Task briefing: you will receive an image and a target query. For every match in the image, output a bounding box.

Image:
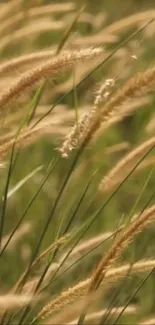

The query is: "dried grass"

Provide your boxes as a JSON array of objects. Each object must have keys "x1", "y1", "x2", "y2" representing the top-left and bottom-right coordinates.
[
  {"x1": 0, "y1": 49, "x2": 55, "y2": 76},
  {"x1": 60, "y1": 78, "x2": 115, "y2": 157},
  {"x1": 0, "y1": 294, "x2": 38, "y2": 310},
  {"x1": 89, "y1": 204, "x2": 155, "y2": 292},
  {"x1": 0, "y1": 48, "x2": 102, "y2": 110},
  {"x1": 0, "y1": 2, "x2": 75, "y2": 36},
  {"x1": 0, "y1": 0, "x2": 23, "y2": 21},
  {"x1": 68, "y1": 305, "x2": 137, "y2": 325},
  {"x1": 99, "y1": 136, "x2": 155, "y2": 192},
  {"x1": 104, "y1": 142, "x2": 131, "y2": 155},
  {"x1": 1, "y1": 222, "x2": 31, "y2": 252},
  {"x1": 0, "y1": 19, "x2": 66, "y2": 53},
  {"x1": 0, "y1": 3, "x2": 155, "y2": 325},
  {"x1": 60, "y1": 65, "x2": 155, "y2": 157},
  {"x1": 102, "y1": 10, "x2": 155, "y2": 35},
  {"x1": 140, "y1": 317, "x2": 155, "y2": 325},
  {"x1": 52, "y1": 53, "x2": 106, "y2": 95},
  {"x1": 13, "y1": 234, "x2": 69, "y2": 293},
  {"x1": 36, "y1": 258, "x2": 155, "y2": 320}
]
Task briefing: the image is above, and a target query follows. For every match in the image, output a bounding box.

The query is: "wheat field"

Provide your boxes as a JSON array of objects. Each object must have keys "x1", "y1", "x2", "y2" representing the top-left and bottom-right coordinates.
[{"x1": 1, "y1": 0, "x2": 155, "y2": 324}]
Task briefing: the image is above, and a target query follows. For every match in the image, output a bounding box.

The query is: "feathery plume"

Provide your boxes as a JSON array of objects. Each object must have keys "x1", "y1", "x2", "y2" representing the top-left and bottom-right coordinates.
[
  {"x1": 99, "y1": 136, "x2": 155, "y2": 192},
  {"x1": 0, "y1": 20, "x2": 66, "y2": 53},
  {"x1": 36, "y1": 258, "x2": 155, "y2": 320},
  {"x1": 0, "y1": 48, "x2": 102, "y2": 110},
  {"x1": 0, "y1": 49, "x2": 55, "y2": 76},
  {"x1": 89, "y1": 204, "x2": 155, "y2": 291},
  {"x1": 60, "y1": 65, "x2": 155, "y2": 158},
  {"x1": 0, "y1": 294, "x2": 38, "y2": 310},
  {"x1": 0, "y1": 2, "x2": 75, "y2": 36},
  {"x1": 60, "y1": 78, "x2": 115, "y2": 157}
]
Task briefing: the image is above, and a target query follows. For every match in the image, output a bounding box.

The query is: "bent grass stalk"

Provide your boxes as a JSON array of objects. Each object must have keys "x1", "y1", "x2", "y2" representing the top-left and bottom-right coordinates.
[
  {"x1": 89, "y1": 198, "x2": 155, "y2": 292},
  {"x1": 99, "y1": 136, "x2": 155, "y2": 192},
  {"x1": 34, "y1": 259, "x2": 155, "y2": 321},
  {"x1": 0, "y1": 294, "x2": 39, "y2": 311},
  {"x1": 36, "y1": 187, "x2": 155, "y2": 322},
  {"x1": 0, "y1": 48, "x2": 102, "y2": 110},
  {"x1": 13, "y1": 234, "x2": 69, "y2": 293},
  {"x1": 0, "y1": 49, "x2": 55, "y2": 76}
]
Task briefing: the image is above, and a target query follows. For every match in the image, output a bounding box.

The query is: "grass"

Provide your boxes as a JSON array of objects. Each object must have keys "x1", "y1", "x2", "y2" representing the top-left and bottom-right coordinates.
[{"x1": 1, "y1": 0, "x2": 155, "y2": 324}]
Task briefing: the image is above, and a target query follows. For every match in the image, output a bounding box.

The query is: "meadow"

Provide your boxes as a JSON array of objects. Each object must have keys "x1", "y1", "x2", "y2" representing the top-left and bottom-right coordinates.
[{"x1": 1, "y1": 0, "x2": 155, "y2": 324}]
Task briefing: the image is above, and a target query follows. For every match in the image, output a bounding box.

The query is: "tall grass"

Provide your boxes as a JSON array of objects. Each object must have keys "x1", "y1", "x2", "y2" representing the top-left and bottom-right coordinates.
[{"x1": 1, "y1": 1, "x2": 155, "y2": 324}]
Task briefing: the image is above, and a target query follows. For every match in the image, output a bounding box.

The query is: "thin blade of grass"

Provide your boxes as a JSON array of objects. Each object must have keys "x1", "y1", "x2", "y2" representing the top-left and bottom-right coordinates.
[
  {"x1": 0, "y1": 157, "x2": 59, "y2": 325},
  {"x1": 27, "y1": 80, "x2": 46, "y2": 125},
  {"x1": 100, "y1": 169, "x2": 154, "y2": 325},
  {"x1": 17, "y1": 149, "x2": 82, "y2": 295},
  {"x1": 40, "y1": 141, "x2": 155, "y2": 294},
  {"x1": 113, "y1": 267, "x2": 155, "y2": 325},
  {"x1": 77, "y1": 182, "x2": 155, "y2": 325},
  {"x1": 40, "y1": 169, "x2": 98, "y2": 280},
  {"x1": 6, "y1": 165, "x2": 43, "y2": 200},
  {"x1": 125, "y1": 167, "x2": 154, "y2": 226},
  {"x1": 0, "y1": 157, "x2": 58, "y2": 258},
  {"x1": 0, "y1": 81, "x2": 50, "y2": 258},
  {"x1": 0, "y1": 143, "x2": 15, "y2": 250},
  {"x1": 17, "y1": 169, "x2": 98, "y2": 324},
  {"x1": 100, "y1": 234, "x2": 151, "y2": 324},
  {"x1": 56, "y1": 5, "x2": 85, "y2": 55}
]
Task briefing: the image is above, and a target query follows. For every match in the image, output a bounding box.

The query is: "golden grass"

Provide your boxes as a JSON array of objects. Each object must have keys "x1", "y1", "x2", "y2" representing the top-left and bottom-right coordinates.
[
  {"x1": 104, "y1": 142, "x2": 131, "y2": 155},
  {"x1": 0, "y1": 49, "x2": 55, "y2": 76},
  {"x1": 89, "y1": 204, "x2": 155, "y2": 292},
  {"x1": 1, "y1": 2, "x2": 155, "y2": 325},
  {"x1": 52, "y1": 53, "x2": 107, "y2": 96},
  {"x1": 36, "y1": 258, "x2": 155, "y2": 321},
  {"x1": 0, "y1": 2, "x2": 75, "y2": 37},
  {"x1": 140, "y1": 317, "x2": 155, "y2": 325},
  {"x1": 60, "y1": 78, "x2": 115, "y2": 157},
  {"x1": 14, "y1": 234, "x2": 69, "y2": 293},
  {"x1": 0, "y1": 48, "x2": 102, "y2": 110},
  {"x1": 0, "y1": 19, "x2": 67, "y2": 53},
  {"x1": 0, "y1": 0, "x2": 23, "y2": 21},
  {"x1": 99, "y1": 136, "x2": 155, "y2": 192},
  {"x1": 102, "y1": 10, "x2": 155, "y2": 35},
  {"x1": 60, "y1": 65, "x2": 155, "y2": 157},
  {"x1": 0, "y1": 294, "x2": 38, "y2": 311},
  {"x1": 68, "y1": 305, "x2": 137, "y2": 325},
  {"x1": 49, "y1": 303, "x2": 137, "y2": 325},
  {"x1": 2, "y1": 222, "x2": 32, "y2": 252}
]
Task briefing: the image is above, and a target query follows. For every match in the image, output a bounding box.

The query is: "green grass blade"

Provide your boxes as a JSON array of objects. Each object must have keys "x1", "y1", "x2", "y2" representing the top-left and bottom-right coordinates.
[
  {"x1": 113, "y1": 267, "x2": 155, "y2": 325},
  {"x1": 0, "y1": 157, "x2": 58, "y2": 258},
  {"x1": 27, "y1": 80, "x2": 46, "y2": 125},
  {"x1": 56, "y1": 5, "x2": 85, "y2": 55},
  {"x1": 0, "y1": 143, "x2": 15, "y2": 250},
  {"x1": 18, "y1": 150, "x2": 82, "y2": 292}
]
